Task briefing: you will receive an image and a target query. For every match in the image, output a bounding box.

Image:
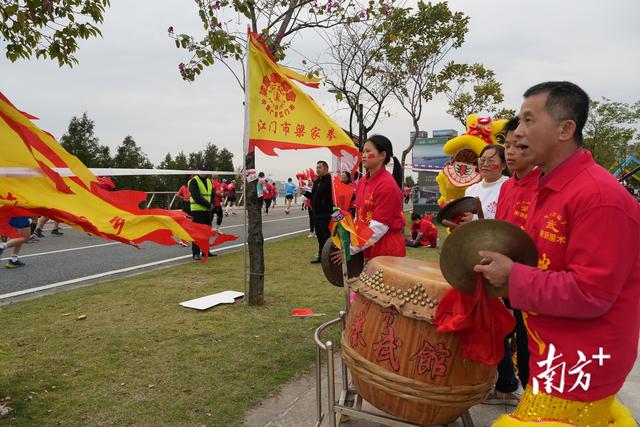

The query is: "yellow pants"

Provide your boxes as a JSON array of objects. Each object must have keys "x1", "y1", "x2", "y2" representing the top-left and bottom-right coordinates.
[{"x1": 492, "y1": 387, "x2": 636, "y2": 427}]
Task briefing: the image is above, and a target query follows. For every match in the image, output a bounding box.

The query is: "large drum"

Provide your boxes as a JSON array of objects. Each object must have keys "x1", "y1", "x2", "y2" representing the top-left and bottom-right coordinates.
[{"x1": 343, "y1": 256, "x2": 496, "y2": 425}]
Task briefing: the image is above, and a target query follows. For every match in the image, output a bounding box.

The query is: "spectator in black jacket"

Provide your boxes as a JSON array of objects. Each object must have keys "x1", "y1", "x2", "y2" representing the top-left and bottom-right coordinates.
[{"x1": 303, "y1": 160, "x2": 333, "y2": 263}]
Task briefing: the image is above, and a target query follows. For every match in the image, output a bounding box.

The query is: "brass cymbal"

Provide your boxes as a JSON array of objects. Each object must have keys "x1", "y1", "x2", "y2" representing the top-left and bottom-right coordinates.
[
  {"x1": 436, "y1": 197, "x2": 479, "y2": 225},
  {"x1": 321, "y1": 238, "x2": 365, "y2": 287},
  {"x1": 439, "y1": 219, "x2": 538, "y2": 297}
]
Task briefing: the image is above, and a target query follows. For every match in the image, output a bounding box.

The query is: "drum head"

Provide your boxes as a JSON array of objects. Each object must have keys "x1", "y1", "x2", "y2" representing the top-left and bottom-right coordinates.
[{"x1": 321, "y1": 238, "x2": 364, "y2": 287}]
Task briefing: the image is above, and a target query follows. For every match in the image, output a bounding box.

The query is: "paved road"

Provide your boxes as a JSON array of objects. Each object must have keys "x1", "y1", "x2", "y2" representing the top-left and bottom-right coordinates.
[{"x1": 0, "y1": 205, "x2": 314, "y2": 300}]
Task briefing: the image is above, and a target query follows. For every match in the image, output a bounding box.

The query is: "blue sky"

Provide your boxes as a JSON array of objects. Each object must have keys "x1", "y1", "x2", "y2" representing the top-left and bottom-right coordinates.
[{"x1": 2, "y1": 0, "x2": 638, "y2": 181}]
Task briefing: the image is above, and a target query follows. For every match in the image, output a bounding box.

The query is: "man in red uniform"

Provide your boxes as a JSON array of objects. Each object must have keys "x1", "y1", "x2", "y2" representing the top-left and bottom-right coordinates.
[
  {"x1": 476, "y1": 82, "x2": 640, "y2": 426},
  {"x1": 485, "y1": 117, "x2": 541, "y2": 406},
  {"x1": 210, "y1": 175, "x2": 224, "y2": 230},
  {"x1": 405, "y1": 212, "x2": 437, "y2": 248}
]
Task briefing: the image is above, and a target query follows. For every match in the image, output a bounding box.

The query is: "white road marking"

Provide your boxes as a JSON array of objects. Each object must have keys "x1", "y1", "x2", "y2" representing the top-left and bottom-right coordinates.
[
  {"x1": 222, "y1": 215, "x2": 307, "y2": 229},
  {"x1": 0, "y1": 229, "x2": 308, "y2": 300},
  {"x1": 1, "y1": 242, "x2": 119, "y2": 261},
  {"x1": 2, "y1": 215, "x2": 308, "y2": 261}
]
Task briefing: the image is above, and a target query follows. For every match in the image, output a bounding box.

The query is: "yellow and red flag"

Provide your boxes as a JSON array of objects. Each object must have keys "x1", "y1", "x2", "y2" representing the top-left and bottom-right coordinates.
[
  {"x1": 0, "y1": 91, "x2": 235, "y2": 254},
  {"x1": 244, "y1": 31, "x2": 358, "y2": 157}
]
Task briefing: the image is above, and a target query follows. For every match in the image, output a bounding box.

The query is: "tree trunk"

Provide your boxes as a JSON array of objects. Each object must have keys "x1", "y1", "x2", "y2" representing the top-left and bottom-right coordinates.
[{"x1": 245, "y1": 151, "x2": 265, "y2": 305}]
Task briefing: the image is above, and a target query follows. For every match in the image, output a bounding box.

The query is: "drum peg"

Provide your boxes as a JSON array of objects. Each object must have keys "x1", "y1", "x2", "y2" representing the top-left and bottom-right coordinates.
[
  {"x1": 420, "y1": 301, "x2": 427, "y2": 306},
  {"x1": 426, "y1": 297, "x2": 431, "y2": 303},
  {"x1": 412, "y1": 299, "x2": 418, "y2": 305},
  {"x1": 428, "y1": 303, "x2": 435, "y2": 308}
]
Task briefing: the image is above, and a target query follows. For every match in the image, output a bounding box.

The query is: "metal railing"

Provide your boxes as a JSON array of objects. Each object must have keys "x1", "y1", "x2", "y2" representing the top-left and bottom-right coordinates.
[{"x1": 143, "y1": 192, "x2": 245, "y2": 210}]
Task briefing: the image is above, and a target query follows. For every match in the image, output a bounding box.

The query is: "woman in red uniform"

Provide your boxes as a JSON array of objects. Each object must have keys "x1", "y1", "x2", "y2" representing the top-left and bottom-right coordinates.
[{"x1": 334, "y1": 135, "x2": 406, "y2": 262}]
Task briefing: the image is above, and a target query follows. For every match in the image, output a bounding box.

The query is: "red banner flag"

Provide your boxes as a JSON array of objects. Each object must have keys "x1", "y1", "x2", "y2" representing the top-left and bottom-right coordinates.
[{"x1": 0, "y1": 91, "x2": 236, "y2": 256}]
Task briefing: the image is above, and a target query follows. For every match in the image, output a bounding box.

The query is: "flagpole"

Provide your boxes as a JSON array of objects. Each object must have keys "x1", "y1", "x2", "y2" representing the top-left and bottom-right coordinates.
[{"x1": 242, "y1": 34, "x2": 251, "y2": 304}]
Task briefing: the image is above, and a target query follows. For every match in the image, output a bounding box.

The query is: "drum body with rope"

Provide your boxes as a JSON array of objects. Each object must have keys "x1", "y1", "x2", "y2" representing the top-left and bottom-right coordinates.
[{"x1": 343, "y1": 256, "x2": 496, "y2": 425}]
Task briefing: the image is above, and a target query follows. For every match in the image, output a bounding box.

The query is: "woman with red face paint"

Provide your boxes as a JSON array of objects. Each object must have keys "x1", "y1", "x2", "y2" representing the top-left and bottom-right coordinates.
[
  {"x1": 333, "y1": 135, "x2": 406, "y2": 263},
  {"x1": 460, "y1": 145, "x2": 509, "y2": 221}
]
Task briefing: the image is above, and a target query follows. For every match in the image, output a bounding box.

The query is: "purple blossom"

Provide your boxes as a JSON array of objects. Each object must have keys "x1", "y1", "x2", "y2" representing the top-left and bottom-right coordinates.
[
  {"x1": 178, "y1": 63, "x2": 186, "y2": 71},
  {"x1": 168, "y1": 26, "x2": 174, "y2": 33}
]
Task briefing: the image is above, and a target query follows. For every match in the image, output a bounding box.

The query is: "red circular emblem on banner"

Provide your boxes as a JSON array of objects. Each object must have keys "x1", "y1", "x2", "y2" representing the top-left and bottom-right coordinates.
[{"x1": 259, "y1": 72, "x2": 297, "y2": 118}]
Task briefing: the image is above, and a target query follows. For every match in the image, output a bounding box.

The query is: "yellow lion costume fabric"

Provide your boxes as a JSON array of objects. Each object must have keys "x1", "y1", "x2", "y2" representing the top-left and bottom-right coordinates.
[{"x1": 436, "y1": 114, "x2": 507, "y2": 206}]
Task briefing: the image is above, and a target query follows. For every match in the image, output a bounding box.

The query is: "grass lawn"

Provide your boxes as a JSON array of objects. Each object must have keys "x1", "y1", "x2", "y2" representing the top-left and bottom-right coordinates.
[{"x1": 0, "y1": 221, "x2": 446, "y2": 426}]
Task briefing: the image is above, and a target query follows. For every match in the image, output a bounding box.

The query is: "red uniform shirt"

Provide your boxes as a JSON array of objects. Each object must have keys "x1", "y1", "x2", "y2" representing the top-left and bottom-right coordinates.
[
  {"x1": 508, "y1": 149, "x2": 640, "y2": 401},
  {"x1": 212, "y1": 181, "x2": 223, "y2": 207},
  {"x1": 495, "y1": 168, "x2": 541, "y2": 227},
  {"x1": 411, "y1": 217, "x2": 437, "y2": 246},
  {"x1": 177, "y1": 184, "x2": 190, "y2": 202},
  {"x1": 355, "y1": 168, "x2": 406, "y2": 259},
  {"x1": 263, "y1": 183, "x2": 274, "y2": 200}
]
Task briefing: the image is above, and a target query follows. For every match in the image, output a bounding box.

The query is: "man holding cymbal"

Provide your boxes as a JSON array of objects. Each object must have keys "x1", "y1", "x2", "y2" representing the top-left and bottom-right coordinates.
[{"x1": 475, "y1": 82, "x2": 639, "y2": 427}]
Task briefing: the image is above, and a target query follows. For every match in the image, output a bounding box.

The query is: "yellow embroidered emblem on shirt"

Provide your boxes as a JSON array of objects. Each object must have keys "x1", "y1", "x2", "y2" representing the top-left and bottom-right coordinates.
[{"x1": 537, "y1": 253, "x2": 551, "y2": 270}]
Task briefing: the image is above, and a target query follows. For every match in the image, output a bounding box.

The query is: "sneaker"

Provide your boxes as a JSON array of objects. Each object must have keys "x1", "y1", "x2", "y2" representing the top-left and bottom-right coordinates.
[
  {"x1": 34, "y1": 229, "x2": 45, "y2": 238},
  {"x1": 285, "y1": 209, "x2": 290, "y2": 215},
  {"x1": 6, "y1": 259, "x2": 26, "y2": 269},
  {"x1": 224, "y1": 212, "x2": 229, "y2": 217},
  {"x1": 307, "y1": 233, "x2": 315, "y2": 238},
  {"x1": 310, "y1": 258, "x2": 321, "y2": 264},
  {"x1": 232, "y1": 212, "x2": 237, "y2": 215},
  {"x1": 193, "y1": 254, "x2": 202, "y2": 261},
  {"x1": 178, "y1": 240, "x2": 189, "y2": 247},
  {"x1": 28, "y1": 234, "x2": 40, "y2": 242},
  {"x1": 51, "y1": 228, "x2": 64, "y2": 236},
  {"x1": 207, "y1": 252, "x2": 218, "y2": 257},
  {"x1": 483, "y1": 390, "x2": 521, "y2": 407}
]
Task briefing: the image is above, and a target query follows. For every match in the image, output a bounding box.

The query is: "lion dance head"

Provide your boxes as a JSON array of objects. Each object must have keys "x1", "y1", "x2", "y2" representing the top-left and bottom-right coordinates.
[{"x1": 436, "y1": 114, "x2": 507, "y2": 206}]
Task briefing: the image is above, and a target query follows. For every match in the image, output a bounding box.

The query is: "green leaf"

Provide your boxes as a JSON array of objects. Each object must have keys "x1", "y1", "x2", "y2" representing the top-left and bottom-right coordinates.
[{"x1": 4, "y1": 5, "x2": 19, "y2": 17}]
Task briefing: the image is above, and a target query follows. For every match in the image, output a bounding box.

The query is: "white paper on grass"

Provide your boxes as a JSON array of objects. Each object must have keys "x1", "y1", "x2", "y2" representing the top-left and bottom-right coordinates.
[{"x1": 180, "y1": 291, "x2": 244, "y2": 311}]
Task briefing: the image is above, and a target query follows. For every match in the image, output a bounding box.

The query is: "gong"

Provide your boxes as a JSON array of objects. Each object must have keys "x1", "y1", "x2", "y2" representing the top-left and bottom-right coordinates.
[
  {"x1": 320, "y1": 238, "x2": 365, "y2": 287},
  {"x1": 436, "y1": 196, "x2": 482, "y2": 226},
  {"x1": 439, "y1": 219, "x2": 538, "y2": 297}
]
